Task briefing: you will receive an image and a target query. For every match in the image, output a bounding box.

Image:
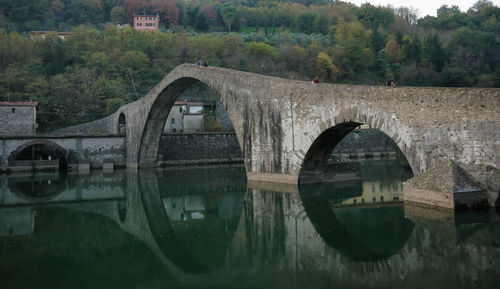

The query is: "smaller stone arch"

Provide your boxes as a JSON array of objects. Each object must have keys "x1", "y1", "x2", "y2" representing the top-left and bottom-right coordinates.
[
  {"x1": 298, "y1": 107, "x2": 417, "y2": 184},
  {"x1": 9, "y1": 140, "x2": 69, "y2": 171},
  {"x1": 300, "y1": 122, "x2": 361, "y2": 183},
  {"x1": 118, "y1": 113, "x2": 126, "y2": 135}
]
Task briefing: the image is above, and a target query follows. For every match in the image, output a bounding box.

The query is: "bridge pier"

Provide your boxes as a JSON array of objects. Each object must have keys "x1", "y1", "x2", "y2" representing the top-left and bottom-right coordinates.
[
  {"x1": 403, "y1": 161, "x2": 489, "y2": 210},
  {"x1": 246, "y1": 172, "x2": 299, "y2": 184}
]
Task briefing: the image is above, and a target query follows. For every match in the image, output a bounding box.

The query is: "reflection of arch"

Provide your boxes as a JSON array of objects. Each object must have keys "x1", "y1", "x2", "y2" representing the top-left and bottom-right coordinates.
[
  {"x1": 138, "y1": 77, "x2": 243, "y2": 168},
  {"x1": 117, "y1": 200, "x2": 127, "y2": 223},
  {"x1": 299, "y1": 107, "x2": 416, "y2": 184},
  {"x1": 138, "y1": 170, "x2": 206, "y2": 273},
  {"x1": 9, "y1": 140, "x2": 69, "y2": 171},
  {"x1": 118, "y1": 113, "x2": 126, "y2": 135},
  {"x1": 299, "y1": 185, "x2": 415, "y2": 261},
  {"x1": 7, "y1": 173, "x2": 67, "y2": 202}
]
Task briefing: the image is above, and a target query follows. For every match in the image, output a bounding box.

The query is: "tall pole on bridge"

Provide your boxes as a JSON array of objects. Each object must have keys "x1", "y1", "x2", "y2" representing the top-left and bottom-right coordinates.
[{"x1": 128, "y1": 68, "x2": 139, "y2": 100}]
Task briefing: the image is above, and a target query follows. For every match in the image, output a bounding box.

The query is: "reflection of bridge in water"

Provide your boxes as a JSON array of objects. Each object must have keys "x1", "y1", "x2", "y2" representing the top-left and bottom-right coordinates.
[{"x1": 1, "y1": 169, "x2": 499, "y2": 288}]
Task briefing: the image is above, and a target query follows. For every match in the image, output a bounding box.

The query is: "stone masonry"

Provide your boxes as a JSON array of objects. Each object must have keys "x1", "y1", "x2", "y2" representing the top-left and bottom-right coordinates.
[{"x1": 42, "y1": 64, "x2": 500, "y2": 208}]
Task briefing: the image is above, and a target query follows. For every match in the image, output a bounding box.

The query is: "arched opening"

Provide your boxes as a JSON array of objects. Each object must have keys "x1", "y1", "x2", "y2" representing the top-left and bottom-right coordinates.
[
  {"x1": 10, "y1": 141, "x2": 69, "y2": 171},
  {"x1": 138, "y1": 77, "x2": 243, "y2": 170},
  {"x1": 299, "y1": 121, "x2": 413, "y2": 186},
  {"x1": 298, "y1": 121, "x2": 415, "y2": 260},
  {"x1": 299, "y1": 122, "x2": 360, "y2": 184},
  {"x1": 118, "y1": 113, "x2": 126, "y2": 135}
]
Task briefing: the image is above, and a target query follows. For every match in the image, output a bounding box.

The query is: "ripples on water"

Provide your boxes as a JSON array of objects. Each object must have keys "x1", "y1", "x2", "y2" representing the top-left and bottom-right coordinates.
[{"x1": 0, "y1": 160, "x2": 499, "y2": 289}]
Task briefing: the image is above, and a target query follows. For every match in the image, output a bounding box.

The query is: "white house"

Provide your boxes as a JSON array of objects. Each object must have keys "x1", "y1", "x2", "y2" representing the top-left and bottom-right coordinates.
[{"x1": 164, "y1": 99, "x2": 213, "y2": 133}]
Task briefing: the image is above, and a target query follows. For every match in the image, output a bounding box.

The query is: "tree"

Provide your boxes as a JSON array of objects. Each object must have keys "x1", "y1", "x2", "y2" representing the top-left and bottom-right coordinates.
[
  {"x1": 195, "y1": 12, "x2": 209, "y2": 31},
  {"x1": 332, "y1": 21, "x2": 372, "y2": 73},
  {"x1": 316, "y1": 52, "x2": 338, "y2": 80},
  {"x1": 110, "y1": 6, "x2": 127, "y2": 24},
  {"x1": 183, "y1": 5, "x2": 200, "y2": 27},
  {"x1": 437, "y1": 5, "x2": 461, "y2": 16},
  {"x1": 437, "y1": 67, "x2": 469, "y2": 87},
  {"x1": 24, "y1": 20, "x2": 41, "y2": 31},
  {"x1": 37, "y1": 33, "x2": 66, "y2": 76},
  {"x1": 356, "y1": 4, "x2": 395, "y2": 30},
  {"x1": 248, "y1": 42, "x2": 276, "y2": 58},
  {"x1": 370, "y1": 26, "x2": 385, "y2": 55},
  {"x1": 423, "y1": 33, "x2": 446, "y2": 72},
  {"x1": 296, "y1": 13, "x2": 316, "y2": 34},
  {"x1": 200, "y1": 3, "x2": 218, "y2": 23},
  {"x1": 220, "y1": 4, "x2": 237, "y2": 32},
  {"x1": 313, "y1": 15, "x2": 328, "y2": 34},
  {"x1": 406, "y1": 34, "x2": 422, "y2": 63},
  {"x1": 385, "y1": 39, "x2": 401, "y2": 64},
  {"x1": 44, "y1": 19, "x2": 56, "y2": 31},
  {"x1": 106, "y1": 97, "x2": 126, "y2": 114},
  {"x1": 471, "y1": 0, "x2": 494, "y2": 12},
  {"x1": 394, "y1": 6, "x2": 419, "y2": 26}
]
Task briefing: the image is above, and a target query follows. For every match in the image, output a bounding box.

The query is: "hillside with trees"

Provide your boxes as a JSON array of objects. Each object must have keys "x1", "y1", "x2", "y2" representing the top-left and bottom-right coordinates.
[{"x1": 0, "y1": 0, "x2": 498, "y2": 131}]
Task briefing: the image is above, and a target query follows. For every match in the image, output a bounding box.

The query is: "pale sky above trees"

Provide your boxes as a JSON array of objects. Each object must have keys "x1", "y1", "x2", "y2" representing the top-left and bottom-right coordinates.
[{"x1": 348, "y1": 0, "x2": 493, "y2": 17}]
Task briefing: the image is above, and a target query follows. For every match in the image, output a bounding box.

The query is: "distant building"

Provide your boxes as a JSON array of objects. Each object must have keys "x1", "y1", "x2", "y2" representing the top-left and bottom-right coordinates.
[
  {"x1": 164, "y1": 99, "x2": 213, "y2": 133},
  {"x1": 28, "y1": 31, "x2": 72, "y2": 40},
  {"x1": 0, "y1": 101, "x2": 38, "y2": 136},
  {"x1": 116, "y1": 23, "x2": 130, "y2": 29},
  {"x1": 133, "y1": 14, "x2": 159, "y2": 31}
]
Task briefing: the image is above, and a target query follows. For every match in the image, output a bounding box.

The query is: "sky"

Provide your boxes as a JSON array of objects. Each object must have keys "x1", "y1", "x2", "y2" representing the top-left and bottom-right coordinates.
[{"x1": 347, "y1": 0, "x2": 500, "y2": 18}]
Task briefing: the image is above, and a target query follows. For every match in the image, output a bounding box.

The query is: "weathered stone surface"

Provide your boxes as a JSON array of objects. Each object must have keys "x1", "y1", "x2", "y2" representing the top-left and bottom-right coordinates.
[
  {"x1": 17, "y1": 64, "x2": 500, "y2": 208},
  {"x1": 0, "y1": 136, "x2": 126, "y2": 169},
  {"x1": 0, "y1": 133, "x2": 244, "y2": 170},
  {"x1": 159, "y1": 132, "x2": 242, "y2": 164},
  {"x1": 0, "y1": 105, "x2": 37, "y2": 136}
]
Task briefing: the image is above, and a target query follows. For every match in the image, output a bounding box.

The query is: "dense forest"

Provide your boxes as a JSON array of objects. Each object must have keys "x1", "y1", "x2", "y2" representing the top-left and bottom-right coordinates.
[{"x1": 0, "y1": 0, "x2": 498, "y2": 131}]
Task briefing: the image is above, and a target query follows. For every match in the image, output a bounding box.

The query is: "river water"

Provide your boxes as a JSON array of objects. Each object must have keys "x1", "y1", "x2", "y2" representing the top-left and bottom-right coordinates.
[{"x1": 0, "y1": 159, "x2": 499, "y2": 289}]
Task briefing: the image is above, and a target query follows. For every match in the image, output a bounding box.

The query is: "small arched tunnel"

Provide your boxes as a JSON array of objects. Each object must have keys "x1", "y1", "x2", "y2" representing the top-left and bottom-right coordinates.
[
  {"x1": 118, "y1": 113, "x2": 126, "y2": 135},
  {"x1": 138, "y1": 78, "x2": 243, "y2": 169},
  {"x1": 298, "y1": 122, "x2": 413, "y2": 184},
  {"x1": 9, "y1": 141, "x2": 69, "y2": 171}
]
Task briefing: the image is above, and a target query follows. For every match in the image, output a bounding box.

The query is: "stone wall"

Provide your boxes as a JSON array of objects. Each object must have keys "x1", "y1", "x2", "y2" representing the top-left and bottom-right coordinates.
[
  {"x1": 215, "y1": 99, "x2": 234, "y2": 130},
  {"x1": 1, "y1": 131, "x2": 397, "y2": 172},
  {"x1": 53, "y1": 114, "x2": 117, "y2": 136},
  {"x1": 158, "y1": 132, "x2": 242, "y2": 165},
  {"x1": 0, "y1": 106, "x2": 36, "y2": 136},
  {"x1": 0, "y1": 136, "x2": 126, "y2": 170},
  {"x1": 332, "y1": 129, "x2": 399, "y2": 154}
]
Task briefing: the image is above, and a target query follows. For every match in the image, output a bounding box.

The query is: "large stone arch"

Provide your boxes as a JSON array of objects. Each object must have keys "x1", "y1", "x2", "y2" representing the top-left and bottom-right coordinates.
[
  {"x1": 298, "y1": 106, "x2": 419, "y2": 183},
  {"x1": 138, "y1": 77, "x2": 199, "y2": 165},
  {"x1": 128, "y1": 65, "x2": 261, "y2": 170}
]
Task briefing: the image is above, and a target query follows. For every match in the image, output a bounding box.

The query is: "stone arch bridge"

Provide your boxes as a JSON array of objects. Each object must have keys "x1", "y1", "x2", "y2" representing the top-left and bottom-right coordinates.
[{"x1": 21, "y1": 64, "x2": 500, "y2": 208}]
